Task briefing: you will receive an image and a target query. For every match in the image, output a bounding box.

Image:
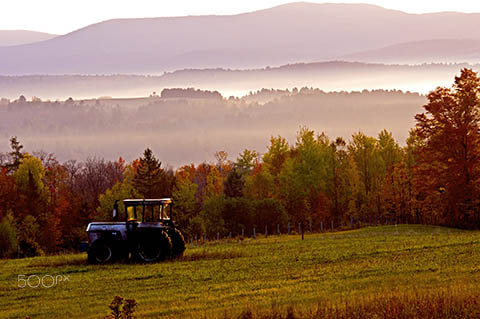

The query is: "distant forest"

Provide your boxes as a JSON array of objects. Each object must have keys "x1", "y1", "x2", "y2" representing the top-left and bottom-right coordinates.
[
  {"x1": 0, "y1": 88, "x2": 425, "y2": 165},
  {"x1": 0, "y1": 61, "x2": 476, "y2": 99}
]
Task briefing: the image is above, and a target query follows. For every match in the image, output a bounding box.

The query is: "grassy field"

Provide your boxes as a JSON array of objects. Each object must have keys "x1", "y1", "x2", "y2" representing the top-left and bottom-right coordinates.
[{"x1": 1, "y1": 225, "x2": 480, "y2": 318}]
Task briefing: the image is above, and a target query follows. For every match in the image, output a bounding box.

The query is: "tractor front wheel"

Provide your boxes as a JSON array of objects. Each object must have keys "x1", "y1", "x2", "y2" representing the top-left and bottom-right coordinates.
[{"x1": 88, "y1": 241, "x2": 114, "y2": 264}]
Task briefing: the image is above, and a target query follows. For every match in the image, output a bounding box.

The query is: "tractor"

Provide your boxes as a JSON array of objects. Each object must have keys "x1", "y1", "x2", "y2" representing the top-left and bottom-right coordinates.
[{"x1": 86, "y1": 198, "x2": 185, "y2": 263}]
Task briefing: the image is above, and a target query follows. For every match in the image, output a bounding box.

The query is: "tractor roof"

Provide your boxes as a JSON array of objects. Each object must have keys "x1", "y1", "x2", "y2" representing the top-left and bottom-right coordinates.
[{"x1": 122, "y1": 198, "x2": 171, "y2": 206}]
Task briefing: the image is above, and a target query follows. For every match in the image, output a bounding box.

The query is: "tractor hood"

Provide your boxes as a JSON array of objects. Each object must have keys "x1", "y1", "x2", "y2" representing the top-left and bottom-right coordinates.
[{"x1": 86, "y1": 222, "x2": 126, "y2": 232}]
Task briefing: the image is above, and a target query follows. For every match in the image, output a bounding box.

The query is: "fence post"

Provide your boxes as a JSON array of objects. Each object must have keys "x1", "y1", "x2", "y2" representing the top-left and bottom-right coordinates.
[
  {"x1": 350, "y1": 217, "x2": 354, "y2": 228},
  {"x1": 301, "y1": 222, "x2": 304, "y2": 240},
  {"x1": 265, "y1": 225, "x2": 268, "y2": 238},
  {"x1": 288, "y1": 223, "x2": 291, "y2": 235},
  {"x1": 321, "y1": 221, "x2": 324, "y2": 232},
  {"x1": 229, "y1": 232, "x2": 232, "y2": 240},
  {"x1": 195, "y1": 234, "x2": 198, "y2": 243},
  {"x1": 298, "y1": 223, "x2": 301, "y2": 235},
  {"x1": 309, "y1": 221, "x2": 312, "y2": 233},
  {"x1": 253, "y1": 227, "x2": 256, "y2": 240},
  {"x1": 277, "y1": 224, "x2": 280, "y2": 235},
  {"x1": 241, "y1": 228, "x2": 244, "y2": 237},
  {"x1": 331, "y1": 220, "x2": 334, "y2": 231},
  {"x1": 217, "y1": 232, "x2": 220, "y2": 241}
]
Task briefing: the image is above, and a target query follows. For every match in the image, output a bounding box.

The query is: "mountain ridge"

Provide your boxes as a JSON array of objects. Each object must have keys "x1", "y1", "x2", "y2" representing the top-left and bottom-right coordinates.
[
  {"x1": 1, "y1": 2, "x2": 480, "y2": 74},
  {"x1": 343, "y1": 39, "x2": 480, "y2": 64},
  {"x1": 0, "y1": 30, "x2": 58, "y2": 47}
]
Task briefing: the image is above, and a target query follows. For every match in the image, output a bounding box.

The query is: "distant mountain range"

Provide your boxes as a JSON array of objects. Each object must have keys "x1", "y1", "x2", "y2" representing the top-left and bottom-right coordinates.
[
  {"x1": 0, "y1": 30, "x2": 57, "y2": 47},
  {"x1": 1, "y1": 2, "x2": 480, "y2": 75}
]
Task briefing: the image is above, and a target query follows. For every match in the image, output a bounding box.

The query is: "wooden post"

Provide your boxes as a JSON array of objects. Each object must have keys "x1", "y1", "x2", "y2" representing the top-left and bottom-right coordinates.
[
  {"x1": 203, "y1": 233, "x2": 206, "y2": 243},
  {"x1": 301, "y1": 222, "x2": 304, "y2": 240},
  {"x1": 288, "y1": 223, "x2": 291, "y2": 235},
  {"x1": 321, "y1": 221, "x2": 324, "y2": 232},
  {"x1": 331, "y1": 220, "x2": 334, "y2": 231},
  {"x1": 309, "y1": 221, "x2": 312, "y2": 233},
  {"x1": 277, "y1": 224, "x2": 280, "y2": 235},
  {"x1": 241, "y1": 228, "x2": 244, "y2": 237},
  {"x1": 350, "y1": 217, "x2": 354, "y2": 228},
  {"x1": 216, "y1": 232, "x2": 220, "y2": 241},
  {"x1": 253, "y1": 227, "x2": 256, "y2": 240},
  {"x1": 298, "y1": 222, "x2": 301, "y2": 235},
  {"x1": 229, "y1": 232, "x2": 232, "y2": 240},
  {"x1": 265, "y1": 225, "x2": 268, "y2": 238}
]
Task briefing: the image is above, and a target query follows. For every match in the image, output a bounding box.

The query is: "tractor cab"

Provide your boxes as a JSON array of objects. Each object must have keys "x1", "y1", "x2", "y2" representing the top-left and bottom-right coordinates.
[{"x1": 117, "y1": 198, "x2": 173, "y2": 225}]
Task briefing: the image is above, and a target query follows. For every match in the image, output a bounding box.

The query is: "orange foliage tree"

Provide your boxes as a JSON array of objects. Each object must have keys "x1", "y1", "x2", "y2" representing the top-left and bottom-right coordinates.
[{"x1": 414, "y1": 68, "x2": 480, "y2": 228}]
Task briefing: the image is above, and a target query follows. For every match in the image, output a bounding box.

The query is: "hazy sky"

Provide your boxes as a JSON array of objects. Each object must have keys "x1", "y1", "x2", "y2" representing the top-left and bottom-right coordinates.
[{"x1": 3, "y1": 0, "x2": 480, "y2": 34}]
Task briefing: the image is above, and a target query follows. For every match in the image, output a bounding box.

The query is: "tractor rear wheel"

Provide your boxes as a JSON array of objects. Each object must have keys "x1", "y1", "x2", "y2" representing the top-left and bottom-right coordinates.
[
  {"x1": 135, "y1": 230, "x2": 172, "y2": 262},
  {"x1": 168, "y1": 228, "x2": 186, "y2": 258},
  {"x1": 88, "y1": 240, "x2": 114, "y2": 264}
]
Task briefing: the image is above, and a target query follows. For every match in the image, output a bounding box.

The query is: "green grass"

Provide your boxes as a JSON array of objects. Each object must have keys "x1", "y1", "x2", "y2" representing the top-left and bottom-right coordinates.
[{"x1": 1, "y1": 225, "x2": 479, "y2": 318}]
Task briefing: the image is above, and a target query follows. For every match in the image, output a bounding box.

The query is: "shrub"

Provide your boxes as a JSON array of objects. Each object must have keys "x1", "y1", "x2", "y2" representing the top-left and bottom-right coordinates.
[
  {"x1": 105, "y1": 296, "x2": 137, "y2": 319},
  {"x1": 0, "y1": 214, "x2": 18, "y2": 258}
]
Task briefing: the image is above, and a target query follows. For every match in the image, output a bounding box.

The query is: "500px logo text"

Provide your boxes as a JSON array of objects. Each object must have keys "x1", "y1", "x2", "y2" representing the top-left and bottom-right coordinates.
[{"x1": 18, "y1": 275, "x2": 70, "y2": 288}]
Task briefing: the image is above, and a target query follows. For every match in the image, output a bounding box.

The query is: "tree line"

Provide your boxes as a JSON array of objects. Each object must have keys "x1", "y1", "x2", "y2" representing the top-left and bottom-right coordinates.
[{"x1": 1, "y1": 69, "x2": 479, "y2": 258}]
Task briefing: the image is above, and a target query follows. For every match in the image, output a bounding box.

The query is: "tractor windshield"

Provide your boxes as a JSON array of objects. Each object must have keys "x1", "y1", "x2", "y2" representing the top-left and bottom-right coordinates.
[
  {"x1": 122, "y1": 199, "x2": 172, "y2": 222},
  {"x1": 143, "y1": 205, "x2": 162, "y2": 222}
]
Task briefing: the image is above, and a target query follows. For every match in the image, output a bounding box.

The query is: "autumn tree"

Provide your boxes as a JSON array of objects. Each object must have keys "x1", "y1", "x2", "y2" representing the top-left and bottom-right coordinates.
[
  {"x1": 133, "y1": 148, "x2": 173, "y2": 198},
  {"x1": 97, "y1": 165, "x2": 141, "y2": 221},
  {"x1": 0, "y1": 168, "x2": 15, "y2": 220},
  {"x1": 224, "y1": 169, "x2": 244, "y2": 198},
  {"x1": 5, "y1": 136, "x2": 24, "y2": 173},
  {"x1": 172, "y1": 171, "x2": 203, "y2": 237},
  {"x1": 414, "y1": 68, "x2": 480, "y2": 228},
  {"x1": 327, "y1": 137, "x2": 359, "y2": 225},
  {"x1": 234, "y1": 149, "x2": 259, "y2": 173},
  {"x1": 348, "y1": 132, "x2": 385, "y2": 221},
  {"x1": 13, "y1": 153, "x2": 49, "y2": 219}
]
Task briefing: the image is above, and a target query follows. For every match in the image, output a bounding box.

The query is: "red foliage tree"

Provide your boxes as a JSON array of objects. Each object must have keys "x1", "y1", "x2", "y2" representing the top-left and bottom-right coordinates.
[{"x1": 414, "y1": 68, "x2": 480, "y2": 228}]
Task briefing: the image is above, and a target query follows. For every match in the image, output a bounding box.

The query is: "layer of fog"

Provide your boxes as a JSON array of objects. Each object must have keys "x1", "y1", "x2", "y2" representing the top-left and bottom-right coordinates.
[{"x1": 0, "y1": 89, "x2": 425, "y2": 167}]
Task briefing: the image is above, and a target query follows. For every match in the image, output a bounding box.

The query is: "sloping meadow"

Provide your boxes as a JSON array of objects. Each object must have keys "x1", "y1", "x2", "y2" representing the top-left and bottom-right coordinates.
[{"x1": 0, "y1": 225, "x2": 479, "y2": 318}]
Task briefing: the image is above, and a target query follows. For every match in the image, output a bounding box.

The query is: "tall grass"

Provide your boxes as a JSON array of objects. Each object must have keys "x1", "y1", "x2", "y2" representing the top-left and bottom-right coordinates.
[{"x1": 230, "y1": 286, "x2": 480, "y2": 319}]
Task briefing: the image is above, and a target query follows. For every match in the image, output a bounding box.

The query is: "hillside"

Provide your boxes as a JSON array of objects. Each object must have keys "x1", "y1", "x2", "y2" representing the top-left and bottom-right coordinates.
[
  {"x1": 343, "y1": 39, "x2": 480, "y2": 64},
  {"x1": 1, "y1": 225, "x2": 479, "y2": 318},
  {"x1": 2, "y1": 3, "x2": 480, "y2": 74},
  {"x1": 0, "y1": 30, "x2": 57, "y2": 47}
]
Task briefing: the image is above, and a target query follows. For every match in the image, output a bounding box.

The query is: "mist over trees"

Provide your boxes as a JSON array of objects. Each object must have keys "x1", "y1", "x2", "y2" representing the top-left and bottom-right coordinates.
[{"x1": 0, "y1": 88, "x2": 425, "y2": 166}]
